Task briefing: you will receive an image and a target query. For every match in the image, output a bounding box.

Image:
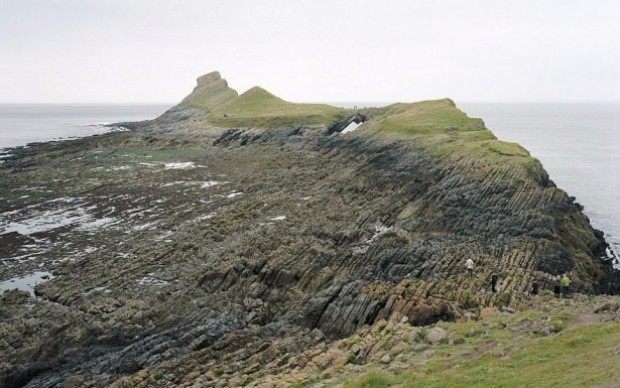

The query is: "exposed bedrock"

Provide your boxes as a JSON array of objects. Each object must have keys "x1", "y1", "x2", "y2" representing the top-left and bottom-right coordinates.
[{"x1": 1, "y1": 75, "x2": 618, "y2": 386}]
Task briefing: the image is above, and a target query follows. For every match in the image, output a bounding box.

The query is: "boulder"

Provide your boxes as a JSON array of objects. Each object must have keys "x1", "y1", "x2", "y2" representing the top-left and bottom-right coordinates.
[{"x1": 425, "y1": 327, "x2": 447, "y2": 345}]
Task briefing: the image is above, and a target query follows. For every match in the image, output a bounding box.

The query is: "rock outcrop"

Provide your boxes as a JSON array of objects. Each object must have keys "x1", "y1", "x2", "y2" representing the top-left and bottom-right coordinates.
[
  {"x1": 177, "y1": 71, "x2": 238, "y2": 111},
  {"x1": 120, "y1": 71, "x2": 238, "y2": 131},
  {"x1": 0, "y1": 71, "x2": 618, "y2": 386}
]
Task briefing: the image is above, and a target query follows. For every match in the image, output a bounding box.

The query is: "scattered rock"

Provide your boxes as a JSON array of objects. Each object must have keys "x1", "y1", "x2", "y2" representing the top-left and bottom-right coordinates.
[
  {"x1": 501, "y1": 307, "x2": 516, "y2": 314},
  {"x1": 63, "y1": 374, "x2": 87, "y2": 388},
  {"x1": 425, "y1": 327, "x2": 447, "y2": 345}
]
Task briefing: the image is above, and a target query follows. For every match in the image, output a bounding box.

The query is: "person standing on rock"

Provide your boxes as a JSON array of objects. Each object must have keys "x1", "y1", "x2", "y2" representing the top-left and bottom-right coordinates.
[
  {"x1": 561, "y1": 274, "x2": 571, "y2": 298},
  {"x1": 531, "y1": 281, "x2": 540, "y2": 296},
  {"x1": 466, "y1": 258, "x2": 474, "y2": 277},
  {"x1": 553, "y1": 276, "x2": 562, "y2": 298},
  {"x1": 490, "y1": 273, "x2": 499, "y2": 292}
]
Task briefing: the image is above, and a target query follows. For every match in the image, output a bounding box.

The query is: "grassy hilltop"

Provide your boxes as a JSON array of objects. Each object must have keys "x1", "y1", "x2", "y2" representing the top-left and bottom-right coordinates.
[
  {"x1": 153, "y1": 71, "x2": 346, "y2": 129},
  {"x1": 207, "y1": 86, "x2": 346, "y2": 128}
]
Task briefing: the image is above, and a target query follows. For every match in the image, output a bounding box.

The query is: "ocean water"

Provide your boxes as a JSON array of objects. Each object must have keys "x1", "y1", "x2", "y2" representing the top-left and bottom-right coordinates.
[
  {"x1": 461, "y1": 103, "x2": 620, "y2": 257},
  {"x1": 0, "y1": 104, "x2": 169, "y2": 151},
  {"x1": 0, "y1": 103, "x2": 617, "y2": 257}
]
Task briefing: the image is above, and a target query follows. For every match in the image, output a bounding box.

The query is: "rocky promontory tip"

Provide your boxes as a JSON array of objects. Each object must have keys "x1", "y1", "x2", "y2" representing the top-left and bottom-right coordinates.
[
  {"x1": 196, "y1": 70, "x2": 223, "y2": 86},
  {"x1": 133, "y1": 70, "x2": 240, "y2": 130},
  {"x1": 178, "y1": 70, "x2": 238, "y2": 110},
  {"x1": 1, "y1": 71, "x2": 618, "y2": 386}
]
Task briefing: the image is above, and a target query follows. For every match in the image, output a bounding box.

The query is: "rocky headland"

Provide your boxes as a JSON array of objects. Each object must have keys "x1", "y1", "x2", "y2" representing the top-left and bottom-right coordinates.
[{"x1": 1, "y1": 71, "x2": 618, "y2": 387}]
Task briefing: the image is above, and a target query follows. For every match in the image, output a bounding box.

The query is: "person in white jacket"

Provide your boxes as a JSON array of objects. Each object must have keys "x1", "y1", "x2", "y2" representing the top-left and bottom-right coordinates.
[{"x1": 466, "y1": 258, "x2": 474, "y2": 277}]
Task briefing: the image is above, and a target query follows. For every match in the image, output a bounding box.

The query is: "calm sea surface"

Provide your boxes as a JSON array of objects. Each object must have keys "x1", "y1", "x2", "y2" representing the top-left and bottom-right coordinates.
[
  {"x1": 0, "y1": 104, "x2": 169, "y2": 150},
  {"x1": 1, "y1": 103, "x2": 618, "y2": 256}
]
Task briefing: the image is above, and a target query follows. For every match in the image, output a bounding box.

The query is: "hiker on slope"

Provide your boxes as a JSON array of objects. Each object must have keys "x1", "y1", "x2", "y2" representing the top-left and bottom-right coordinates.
[
  {"x1": 561, "y1": 273, "x2": 571, "y2": 298},
  {"x1": 466, "y1": 258, "x2": 474, "y2": 277}
]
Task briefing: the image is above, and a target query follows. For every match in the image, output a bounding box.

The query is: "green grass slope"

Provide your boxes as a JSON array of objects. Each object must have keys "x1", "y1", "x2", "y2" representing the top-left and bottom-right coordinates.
[
  {"x1": 178, "y1": 78, "x2": 238, "y2": 111},
  {"x1": 404, "y1": 322, "x2": 620, "y2": 387},
  {"x1": 374, "y1": 98, "x2": 487, "y2": 136},
  {"x1": 206, "y1": 86, "x2": 346, "y2": 128},
  {"x1": 344, "y1": 296, "x2": 620, "y2": 387},
  {"x1": 367, "y1": 98, "x2": 540, "y2": 180}
]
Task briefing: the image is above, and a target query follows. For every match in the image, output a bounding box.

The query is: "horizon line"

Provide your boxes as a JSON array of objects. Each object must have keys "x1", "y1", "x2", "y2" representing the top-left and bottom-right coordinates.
[{"x1": 1, "y1": 100, "x2": 620, "y2": 106}]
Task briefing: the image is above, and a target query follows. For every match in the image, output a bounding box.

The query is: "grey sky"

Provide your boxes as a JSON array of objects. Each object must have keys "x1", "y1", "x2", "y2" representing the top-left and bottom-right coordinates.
[{"x1": 1, "y1": 0, "x2": 618, "y2": 103}]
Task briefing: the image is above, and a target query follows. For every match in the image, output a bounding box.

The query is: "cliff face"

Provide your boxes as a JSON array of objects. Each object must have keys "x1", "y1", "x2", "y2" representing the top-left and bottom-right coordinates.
[{"x1": 0, "y1": 72, "x2": 617, "y2": 386}]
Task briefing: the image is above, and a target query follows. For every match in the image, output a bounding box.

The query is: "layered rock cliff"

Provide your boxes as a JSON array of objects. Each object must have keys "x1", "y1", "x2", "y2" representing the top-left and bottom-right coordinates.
[{"x1": 0, "y1": 72, "x2": 617, "y2": 386}]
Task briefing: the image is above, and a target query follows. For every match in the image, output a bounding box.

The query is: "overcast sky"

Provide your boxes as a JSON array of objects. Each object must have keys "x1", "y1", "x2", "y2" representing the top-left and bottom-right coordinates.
[{"x1": 1, "y1": 0, "x2": 619, "y2": 104}]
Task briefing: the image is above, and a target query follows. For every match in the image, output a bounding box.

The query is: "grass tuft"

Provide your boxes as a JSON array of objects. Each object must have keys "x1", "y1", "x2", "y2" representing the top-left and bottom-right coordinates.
[{"x1": 346, "y1": 369, "x2": 395, "y2": 388}]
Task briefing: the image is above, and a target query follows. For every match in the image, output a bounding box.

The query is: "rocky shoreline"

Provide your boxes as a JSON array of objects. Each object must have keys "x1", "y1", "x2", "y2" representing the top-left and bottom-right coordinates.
[{"x1": 1, "y1": 72, "x2": 618, "y2": 387}]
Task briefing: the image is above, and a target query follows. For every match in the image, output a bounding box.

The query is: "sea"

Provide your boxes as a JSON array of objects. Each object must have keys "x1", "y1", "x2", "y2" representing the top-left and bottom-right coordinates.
[
  {"x1": 0, "y1": 104, "x2": 170, "y2": 150},
  {"x1": 0, "y1": 103, "x2": 618, "y2": 260}
]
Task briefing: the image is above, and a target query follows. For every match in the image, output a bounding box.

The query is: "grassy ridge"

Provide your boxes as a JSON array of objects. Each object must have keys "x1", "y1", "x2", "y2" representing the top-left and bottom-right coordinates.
[
  {"x1": 179, "y1": 79, "x2": 238, "y2": 111},
  {"x1": 371, "y1": 99, "x2": 526, "y2": 158},
  {"x1": 374, "y1": 99, "x2": 486, "y2": 136},
  {"x1": 368, "y1": 98, "x2": 540, "y2": 181},
  {"x1": 206, "y1": 87, "x2": 346, "y2": 128},
  {"x1": 175, "y1": 79, "x2": 541, "y2": 180}
]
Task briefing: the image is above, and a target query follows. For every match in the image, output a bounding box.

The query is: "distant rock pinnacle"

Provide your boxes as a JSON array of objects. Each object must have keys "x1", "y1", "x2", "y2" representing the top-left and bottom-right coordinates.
[{"x1": 196, "y1": 71, "x2": 223, "y2": 87}]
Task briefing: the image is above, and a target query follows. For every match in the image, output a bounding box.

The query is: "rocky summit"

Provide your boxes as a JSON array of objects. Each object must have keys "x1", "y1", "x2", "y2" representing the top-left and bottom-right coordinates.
[{"x1": 1, "y1": 72, "x2": 618, "y2": 387}]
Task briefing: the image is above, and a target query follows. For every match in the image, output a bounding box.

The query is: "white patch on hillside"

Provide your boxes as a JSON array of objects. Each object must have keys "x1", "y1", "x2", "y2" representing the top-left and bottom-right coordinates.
[
  {"x1": 164, "y1": 162, "x2": 195, "y2": 170},
  {"x1": 196, "y1": 213, "x2": 216, "y2": 221},
  {"x1": 369, "y1": 223, "x2": 393, "y2": 243},
  {"x1": 84, "y1": 286, "x2": 112, "y2": 296},
  {"x1": 351, "y1": 223, "x2": 394, "y2": 255},
  {"x1": 137, "y1": 274, "x2": 170, "y2": 287},
  {"x1": 161, "y1": 180, "x2": 224, "y2": 188},
  {"x1": 342, "y1": 121, "x2": 362, "y2": 133},
  {"x1": 77, "y1": 217, "x2": 118, "y2": 231},
  {"x1": 201, "y1": 181, "x2": 223, "y2": 188},
  {"x1": 108, "y1": 166, "x2": 131, "y2": 171}
]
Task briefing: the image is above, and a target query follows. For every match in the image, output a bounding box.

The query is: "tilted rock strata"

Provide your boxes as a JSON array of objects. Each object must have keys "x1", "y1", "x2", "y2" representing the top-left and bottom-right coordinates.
[{"x1": 0, "y1": 72, "x2": 617, "y2": 386}]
